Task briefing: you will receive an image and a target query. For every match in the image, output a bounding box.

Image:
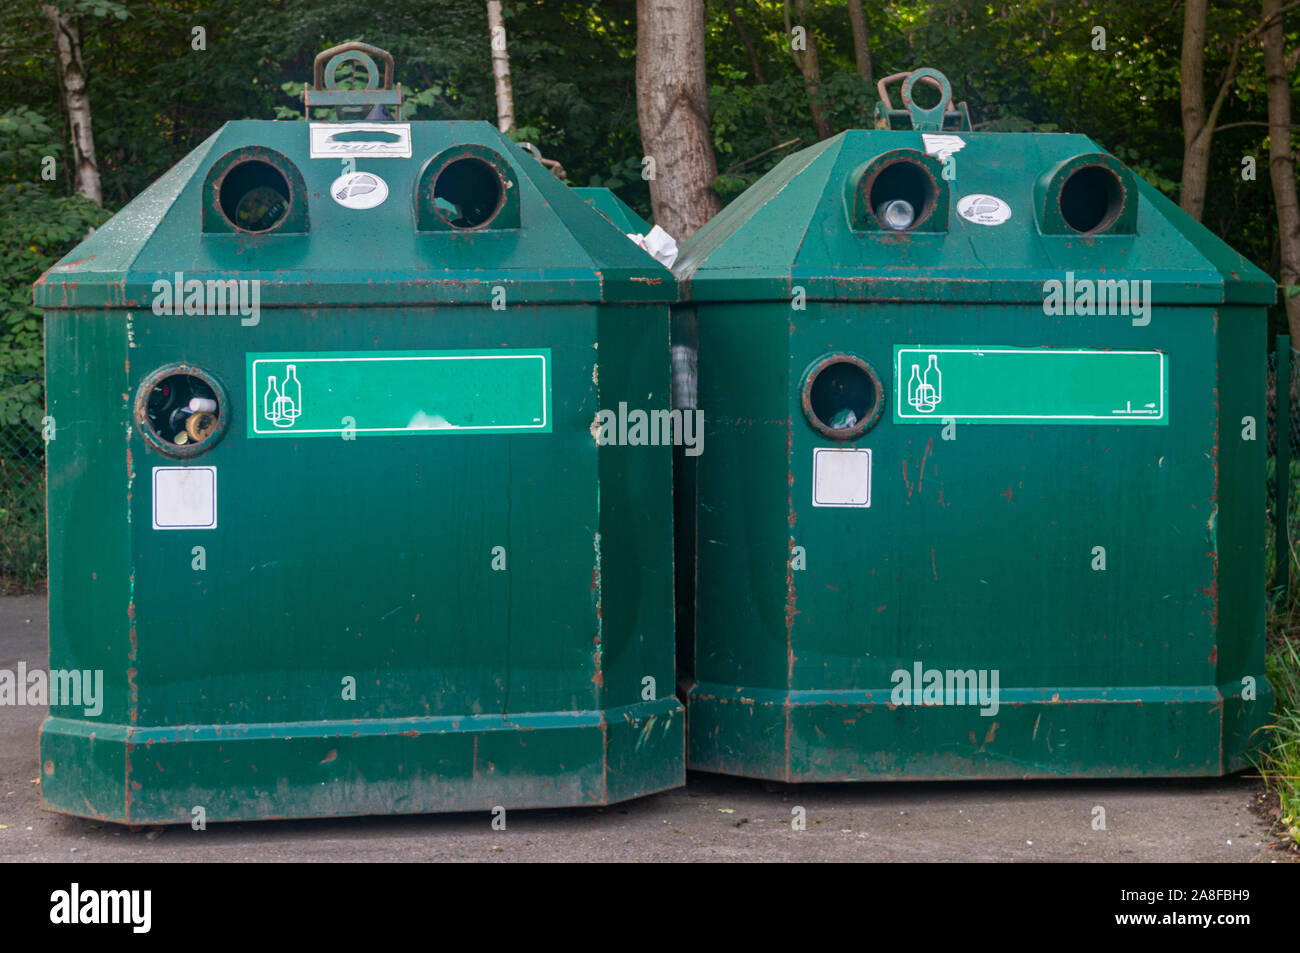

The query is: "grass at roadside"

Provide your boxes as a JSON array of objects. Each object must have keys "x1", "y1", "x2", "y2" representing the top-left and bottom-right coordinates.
[
  {"x1": 1261, "y1": 588, "x2": 1300, "y2": 846},
  {"x1": 1261, "y1": 454, "x2": 1300, "y2": 846}
]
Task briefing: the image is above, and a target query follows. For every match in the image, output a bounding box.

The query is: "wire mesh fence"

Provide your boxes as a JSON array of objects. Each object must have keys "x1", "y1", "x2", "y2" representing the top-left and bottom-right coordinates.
[{"x1": 0, "y1": 374, "x2": 46, "y2": 592}]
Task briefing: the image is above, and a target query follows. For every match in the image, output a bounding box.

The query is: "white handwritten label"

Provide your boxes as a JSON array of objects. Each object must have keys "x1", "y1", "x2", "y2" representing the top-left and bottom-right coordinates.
[{"x1": 309, "y1": 123, "x2": 412, "y2": 159}]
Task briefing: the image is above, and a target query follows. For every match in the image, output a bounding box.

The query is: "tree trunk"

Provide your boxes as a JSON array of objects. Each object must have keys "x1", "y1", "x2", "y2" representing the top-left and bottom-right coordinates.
[
  {"x1": 847, "y1": 0, "x2": 873, "y2": 85},
  {"x1": 1179, "y1": 0, "x2": 1266, "y2": 221},
  {"x1": 43, "y1": 3, "x2": 100, "y2": 206},
  {"x1": 1179, "y1": 0, "x2": 1210, "y2": 220},
  {"x1": 1264, "y1": 0, "x2": 1300, "y2": 339},
  {"x1": 636, "y1": 0, "x2": 723, "y2": 239},
  {"x1": 486, "y1": 1, "x2": 515, "y2": 134},
  {"x1": 784, "y1": 0, "x2": 830, "y2": 140}
]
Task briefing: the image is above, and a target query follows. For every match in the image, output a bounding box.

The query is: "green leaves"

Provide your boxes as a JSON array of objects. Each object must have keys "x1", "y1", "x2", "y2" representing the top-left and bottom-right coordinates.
[
  {"x1": 0, "y1": 175, "x2": 109, "y2": 418},
  {"x1": 399, "y1": 85, "x2": 444, "y2": 121},
  {"x1": 64, "y1": 0, "x2": 129, "y2": 20}
]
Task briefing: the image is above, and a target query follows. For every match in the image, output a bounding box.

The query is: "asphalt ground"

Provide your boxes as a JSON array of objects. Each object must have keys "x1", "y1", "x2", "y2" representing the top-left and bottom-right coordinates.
[{"x1": 1, "y1": 593, "x2": 1290, "y2": 862}]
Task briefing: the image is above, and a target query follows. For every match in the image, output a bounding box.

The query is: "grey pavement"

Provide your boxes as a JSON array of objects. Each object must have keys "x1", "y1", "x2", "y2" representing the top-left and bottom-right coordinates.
[{"x1": 0, "y1": 594, "x2": 1287, "y2": 862}]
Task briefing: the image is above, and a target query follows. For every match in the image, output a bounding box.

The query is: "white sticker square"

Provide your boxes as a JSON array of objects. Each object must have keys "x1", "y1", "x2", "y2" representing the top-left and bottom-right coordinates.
[
  {"x1": 152, "y1": 466, "x2": 217, "y2": 530},
  {"x1": 812, "y1": 448, "x2": 871, "y2": 508},
  {"x1": 309, "y1": 122, "x2": 412, "y2": 158}
]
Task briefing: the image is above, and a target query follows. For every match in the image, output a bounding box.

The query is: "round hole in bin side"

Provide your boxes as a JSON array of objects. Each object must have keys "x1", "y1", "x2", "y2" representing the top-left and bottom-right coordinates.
[
  {"x1": 134, "y1": 366, "x2": 228, "y2": 458},
  {"x1": 1058, "y1": 165, "x2": 1124, "y2": 234},
  {"x1": 218, "y1": 159, "x2": 291, "y2": 233},
  {"x1": 802, "y1": 355, "x2": 884, "y2": 440},
  {"x1": 868, "y1": 159, "x2": 935, "y2": 230},
  {"x1": 433, "y1": 157, "x2": 506, "y2": 229}
]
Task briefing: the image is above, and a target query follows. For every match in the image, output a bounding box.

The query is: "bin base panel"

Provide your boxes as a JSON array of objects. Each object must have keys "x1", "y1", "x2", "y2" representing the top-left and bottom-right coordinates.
[
  {"x1": 38, "y1": 697, "x2": 685, "y2": 824},
  {"x1": 685, "y1": 680, "x2": 1272, "y2": 780}
]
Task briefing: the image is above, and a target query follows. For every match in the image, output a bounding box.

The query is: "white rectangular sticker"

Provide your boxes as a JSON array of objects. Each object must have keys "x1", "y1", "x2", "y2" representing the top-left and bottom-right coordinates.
[
  {"x1": 309, "y1": 122, "x2": 412, "y2": 159},
  {"x1": 152, "y1": 466, "x2": 217, "y2": 530},
  {"x1": 920, "y1": 133, "x2": 965, "y2": 161},
  {"x1": 812, "y1": 448, "x2": 871, "y2": 508}
]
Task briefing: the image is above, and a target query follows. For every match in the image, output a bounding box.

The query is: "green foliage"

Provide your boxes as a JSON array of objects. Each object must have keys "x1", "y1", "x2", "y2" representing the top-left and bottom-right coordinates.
[
  {"x1": 1263, "y1": 593, "x2": 1300, "y2": 845},
  {"x1": 1263, "y1": 454, "x2": 1300, "y2": 845},
  {"x1": 0, "y1": 105, "x2": 110, "y2": 402},
  {"x1": 0, "y1": 99, "x2": 108, "y2": 590}
]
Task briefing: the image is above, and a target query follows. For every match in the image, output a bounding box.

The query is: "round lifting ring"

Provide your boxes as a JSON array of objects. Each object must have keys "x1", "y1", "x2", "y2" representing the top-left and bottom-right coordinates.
[
  {"x1": 800, "y1": 354, "x2": 886, "y2": 441},
  {"x1": 324, "y1": 50, "x2": 380, "y2": 90},
  {"x1": 901, "y1": 68, "x2": 952, "y2": 114}
]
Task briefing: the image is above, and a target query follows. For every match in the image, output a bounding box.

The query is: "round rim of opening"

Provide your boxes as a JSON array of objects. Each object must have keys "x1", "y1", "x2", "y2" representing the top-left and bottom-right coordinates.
[
  {"x1": 216, "y1": 159, "x2": 293, "y2": 235},
  {"x1": 133, "y1": 364, "x2": 229, "y2": 458},
  {"x1": 431, "y1": 155, "x2": 508, "y2": 230},
  {"x1": 800, "y1": 354, "x2": 885, "y2": 440}
]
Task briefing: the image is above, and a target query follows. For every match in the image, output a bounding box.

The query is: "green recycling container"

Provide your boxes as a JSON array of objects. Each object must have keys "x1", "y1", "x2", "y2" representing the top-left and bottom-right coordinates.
[
  {"x1": 573, "y1": 187, "x2": 651, "y2": 235},
  {"x1": 672, "y1": 69, "x2": 1275, "y2": 781},
  {"x1": 35, "y1": 44, "x2": 683, "y2": 823}
]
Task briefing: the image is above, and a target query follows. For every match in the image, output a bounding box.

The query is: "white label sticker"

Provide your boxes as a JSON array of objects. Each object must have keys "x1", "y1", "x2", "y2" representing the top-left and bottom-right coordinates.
[
  {"x1": 309, "y1": 122, "x2": 412, "y2": 158},
  {"x1": 812, "y1": 448, "x2": 872, "y2": 508},
  {"x1": 956, "y1": 193, "x2": 1012, "y2": 226},
  {"x1": 330, "y1": 171, "x2": 389, "y2": 210},
  {"x1": 152, "y1": 466, "x2": 217, "y2": 530},
  {"x1": 920, "y1": 133, "x2": 966, "y2": 161}
]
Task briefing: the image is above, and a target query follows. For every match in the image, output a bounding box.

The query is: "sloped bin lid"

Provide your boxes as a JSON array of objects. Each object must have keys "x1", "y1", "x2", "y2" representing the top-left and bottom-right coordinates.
[
  {"x1": 674, "y1": 129, "x2": 1272, "y2": 307},
  {"x1": 36, "y1": 120, "x2": 675, "y2": 310}
]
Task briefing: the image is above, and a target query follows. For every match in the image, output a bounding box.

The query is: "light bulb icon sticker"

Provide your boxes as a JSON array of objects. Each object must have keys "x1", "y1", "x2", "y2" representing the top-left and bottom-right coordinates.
[
  {"x1": 906, "y1": 354, "x2": 942, "y2": 413},
  {"x1": 263, "y1": 364, "x2": 303, "y2": 428}
]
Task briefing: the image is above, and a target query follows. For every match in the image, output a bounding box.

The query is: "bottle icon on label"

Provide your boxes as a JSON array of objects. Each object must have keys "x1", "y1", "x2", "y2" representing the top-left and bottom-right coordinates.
[
  {"x1": 922, "y1": 354, "x2": 942, "y2": 410},
  {"x1": 906, "y1": 355, "x2": 942, "y2": 413},
  {"x1": 281, "y1": 365, "x2": 301, "y2": 422},
  {"x1": 262, "y1": 366, "x2": 304, "y2": 429},
  {"x1": 264, "y1": 375, "x2": 281, "y2": 425}
]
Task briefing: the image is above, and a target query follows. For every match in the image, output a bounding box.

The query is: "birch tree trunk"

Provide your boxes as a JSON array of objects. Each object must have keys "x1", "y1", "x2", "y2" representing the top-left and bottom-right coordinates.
[
  {"x1": 1263, "y1": 0, "x2": 1300, "y2": 339},
  {"x1": 636, "y1": 0, "x2": 722, "y2": 239},
  {"x1": 43, "y1": 3, "x2": 100, "y2": 206},
  {"x1": 487, "y1": 1, "x2": 515, "y2": 134}
]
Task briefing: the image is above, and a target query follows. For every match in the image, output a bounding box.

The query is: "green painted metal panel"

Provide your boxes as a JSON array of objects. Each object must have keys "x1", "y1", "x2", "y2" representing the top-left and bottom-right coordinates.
[
  {"x1": 892, "y1": 346, "x2": 1168, "y2": 424},
  {"x1": 572, "y1": 187, "x2": 652, "y2": 234}
]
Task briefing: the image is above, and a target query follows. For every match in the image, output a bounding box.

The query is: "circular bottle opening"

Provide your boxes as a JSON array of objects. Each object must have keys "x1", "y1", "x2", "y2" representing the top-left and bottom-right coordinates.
[
  {"x1": 218, "y1": 160, "x2": 291, "y2": 233},
  {"x1": 802, "y1": 355, "x2": 884, "y2": 440},
  {"x1": 869, "y1": 160, "x2": 935, "y2": 231},
  {"x1": 433, "y1": 157, "x2": 505, "y2": 229},
  {"x1": 1058, "y1": 165, "x2": 1124, "y2": 234},
  {"x1": 135, "y1": 366, "x2": 227, "y2": 457}
]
